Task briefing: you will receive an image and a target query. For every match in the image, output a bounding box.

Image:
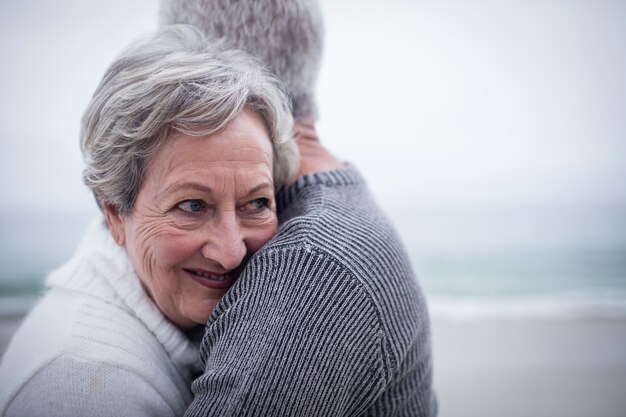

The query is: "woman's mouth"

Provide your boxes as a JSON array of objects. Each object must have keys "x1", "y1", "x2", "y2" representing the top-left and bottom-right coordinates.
[{"x1": 184, "y1": 268, "x2": 236, "y2": 290}]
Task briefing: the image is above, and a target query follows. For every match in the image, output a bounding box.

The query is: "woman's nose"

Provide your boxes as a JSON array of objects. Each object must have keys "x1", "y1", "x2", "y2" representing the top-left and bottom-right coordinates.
[{"x1": 201, "y1": 213, "x2": 247, "y2": 271}]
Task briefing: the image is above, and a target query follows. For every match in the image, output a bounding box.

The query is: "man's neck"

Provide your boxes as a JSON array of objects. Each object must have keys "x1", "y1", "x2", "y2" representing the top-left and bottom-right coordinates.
[{"x1": 293, "y1": 121, "x2": 344, "y2": 179}]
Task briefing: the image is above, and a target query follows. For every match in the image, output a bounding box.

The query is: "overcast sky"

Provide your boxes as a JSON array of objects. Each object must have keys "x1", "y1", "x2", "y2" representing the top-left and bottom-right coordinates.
[{"x1": 1, "y1": 0, "x2": 624, "y2": 214}]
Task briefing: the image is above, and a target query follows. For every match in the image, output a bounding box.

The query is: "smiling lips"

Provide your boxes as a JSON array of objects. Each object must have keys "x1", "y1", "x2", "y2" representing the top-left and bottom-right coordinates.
[{"x1": 184, "y1": 268, "x2": 236, "y2": 290}]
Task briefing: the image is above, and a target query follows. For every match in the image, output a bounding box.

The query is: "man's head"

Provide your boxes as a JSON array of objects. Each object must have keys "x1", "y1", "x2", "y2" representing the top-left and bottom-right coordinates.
[{"x1": 159, "y1": 0, "x2": 324, "y2": 122}]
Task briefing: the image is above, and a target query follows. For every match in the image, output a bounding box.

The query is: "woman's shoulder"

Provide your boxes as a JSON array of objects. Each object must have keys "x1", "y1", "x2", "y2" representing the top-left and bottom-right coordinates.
[
  {"x1": 2, "y1": 288, "x2": 154, "y2": 365},
  {"x1": 2, "y1": 354, "x2": 178, "y2": 417},
  {"x1": 0, "y1": 289, "x2": 190, "y2": 416}
]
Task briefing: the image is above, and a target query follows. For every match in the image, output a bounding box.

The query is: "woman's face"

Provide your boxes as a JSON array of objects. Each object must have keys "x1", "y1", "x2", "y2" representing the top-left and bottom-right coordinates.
[{"x1": 105, "y1": 110, "x2": 277, "y2": 329}]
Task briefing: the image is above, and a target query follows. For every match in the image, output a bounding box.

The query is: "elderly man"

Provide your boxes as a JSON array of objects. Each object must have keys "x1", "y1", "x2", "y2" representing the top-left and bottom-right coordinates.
[{"x1": 160, "y1": 1, "x2": 437, "y2": 415}]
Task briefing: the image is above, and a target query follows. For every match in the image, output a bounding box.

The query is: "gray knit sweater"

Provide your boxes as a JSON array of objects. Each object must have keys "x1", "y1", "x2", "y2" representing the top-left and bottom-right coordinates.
[{"x1": 185, "y1": 165, "x2": 437, "y2": 417}]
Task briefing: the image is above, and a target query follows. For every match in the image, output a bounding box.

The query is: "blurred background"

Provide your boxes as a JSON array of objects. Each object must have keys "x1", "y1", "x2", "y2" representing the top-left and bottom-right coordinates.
[{"x1": 1, "y1": 0, "x2": 625, "y2": 416}]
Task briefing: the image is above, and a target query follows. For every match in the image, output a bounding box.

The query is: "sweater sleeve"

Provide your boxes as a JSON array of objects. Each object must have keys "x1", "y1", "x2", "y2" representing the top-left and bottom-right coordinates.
[
  {"x1": 184, "y1": 247, "x2": 387, "y2": 417},
  {"x1": 5, "y1": 355, "x2": 177, "y2": 417}
]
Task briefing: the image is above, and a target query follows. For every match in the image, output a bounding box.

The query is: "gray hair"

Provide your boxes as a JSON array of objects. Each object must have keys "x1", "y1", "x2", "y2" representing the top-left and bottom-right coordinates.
[
  {"x1": 81, "y1": 25, "x2": 298, "y2": 215},
  {"x1": 159, "y1": 0, "x2": 324, "y2": 122}
]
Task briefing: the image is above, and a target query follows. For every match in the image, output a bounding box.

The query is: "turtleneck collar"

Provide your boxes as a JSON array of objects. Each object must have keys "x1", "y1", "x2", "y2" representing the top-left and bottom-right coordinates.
[{"x1": 276, "y1": 164, "x2": 363, "y2": 214}]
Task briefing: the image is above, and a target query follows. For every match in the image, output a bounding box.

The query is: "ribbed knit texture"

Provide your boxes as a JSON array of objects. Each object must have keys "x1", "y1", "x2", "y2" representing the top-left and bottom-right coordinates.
[{"x1": 185, "y1": 165, "x2": 437, "y2": 417}]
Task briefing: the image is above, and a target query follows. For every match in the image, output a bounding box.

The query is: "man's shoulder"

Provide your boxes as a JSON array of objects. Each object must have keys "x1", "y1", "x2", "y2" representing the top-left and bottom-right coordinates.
[
  {"x1": 269, "y1": 184, "x2": 415, "y2": 291},
  {"x1": 248, "y1": 181, "x2": 424, "y2": 325},
  {"x1": 252, "y1": 165, "x2": 427, "y2": 330},
  {"x1": 218, "y1": 204, "x2": 431, "y2": 390}
]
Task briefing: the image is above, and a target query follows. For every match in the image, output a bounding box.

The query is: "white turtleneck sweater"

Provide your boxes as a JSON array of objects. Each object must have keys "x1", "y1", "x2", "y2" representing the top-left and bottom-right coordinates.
[{"x1": 0, "y1": 216, "x2": 201, "y2": 417}]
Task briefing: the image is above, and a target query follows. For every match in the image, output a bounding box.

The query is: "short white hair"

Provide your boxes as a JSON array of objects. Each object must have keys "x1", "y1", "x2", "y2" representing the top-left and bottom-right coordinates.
[
  {"x1": 159, "y1": 0, "x2": 324, "y2": 122},
  {"x1": 81, "y1": 25, "x2": 298, "y2": 215}
]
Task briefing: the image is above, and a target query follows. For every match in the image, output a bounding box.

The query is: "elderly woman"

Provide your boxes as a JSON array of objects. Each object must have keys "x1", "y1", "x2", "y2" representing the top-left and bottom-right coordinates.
[{"x1": 0, "y1": 25, "x2": 297, "y2": 416}]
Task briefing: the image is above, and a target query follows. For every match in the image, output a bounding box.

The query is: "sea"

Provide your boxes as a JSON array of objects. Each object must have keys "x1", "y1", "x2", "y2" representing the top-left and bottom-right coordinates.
[{"x1": 1, "y1": 204, "x2": 625, "y2": 321}]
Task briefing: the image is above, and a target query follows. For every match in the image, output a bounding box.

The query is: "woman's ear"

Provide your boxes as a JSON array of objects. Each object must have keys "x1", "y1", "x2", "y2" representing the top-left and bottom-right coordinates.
[{"x1": 103, "y1": 202, "x2": 126, "y2": 246}]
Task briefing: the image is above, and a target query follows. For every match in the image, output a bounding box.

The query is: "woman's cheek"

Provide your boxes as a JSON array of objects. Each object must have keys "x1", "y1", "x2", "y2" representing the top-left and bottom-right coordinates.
[{"x1": 150, "y1": 231, "x2": 200, "y2": 267}]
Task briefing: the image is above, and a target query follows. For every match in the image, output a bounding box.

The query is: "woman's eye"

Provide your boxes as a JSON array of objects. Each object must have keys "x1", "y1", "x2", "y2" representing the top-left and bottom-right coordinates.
[
  {"x1": 246, "y1": 198, "x2": 269, "y2": 211},
  {"x1": 176, "y1": 200, "x2": 206, "y2": 213}
]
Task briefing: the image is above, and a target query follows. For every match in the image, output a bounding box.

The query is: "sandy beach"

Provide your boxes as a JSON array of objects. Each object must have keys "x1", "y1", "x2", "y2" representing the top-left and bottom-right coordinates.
[
  {"x1": 2, "y1": 313, "x2": 625, "y2": 416},
  {"x1": 431, "y1": 317, "x2": 626, "y2": 417}
]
